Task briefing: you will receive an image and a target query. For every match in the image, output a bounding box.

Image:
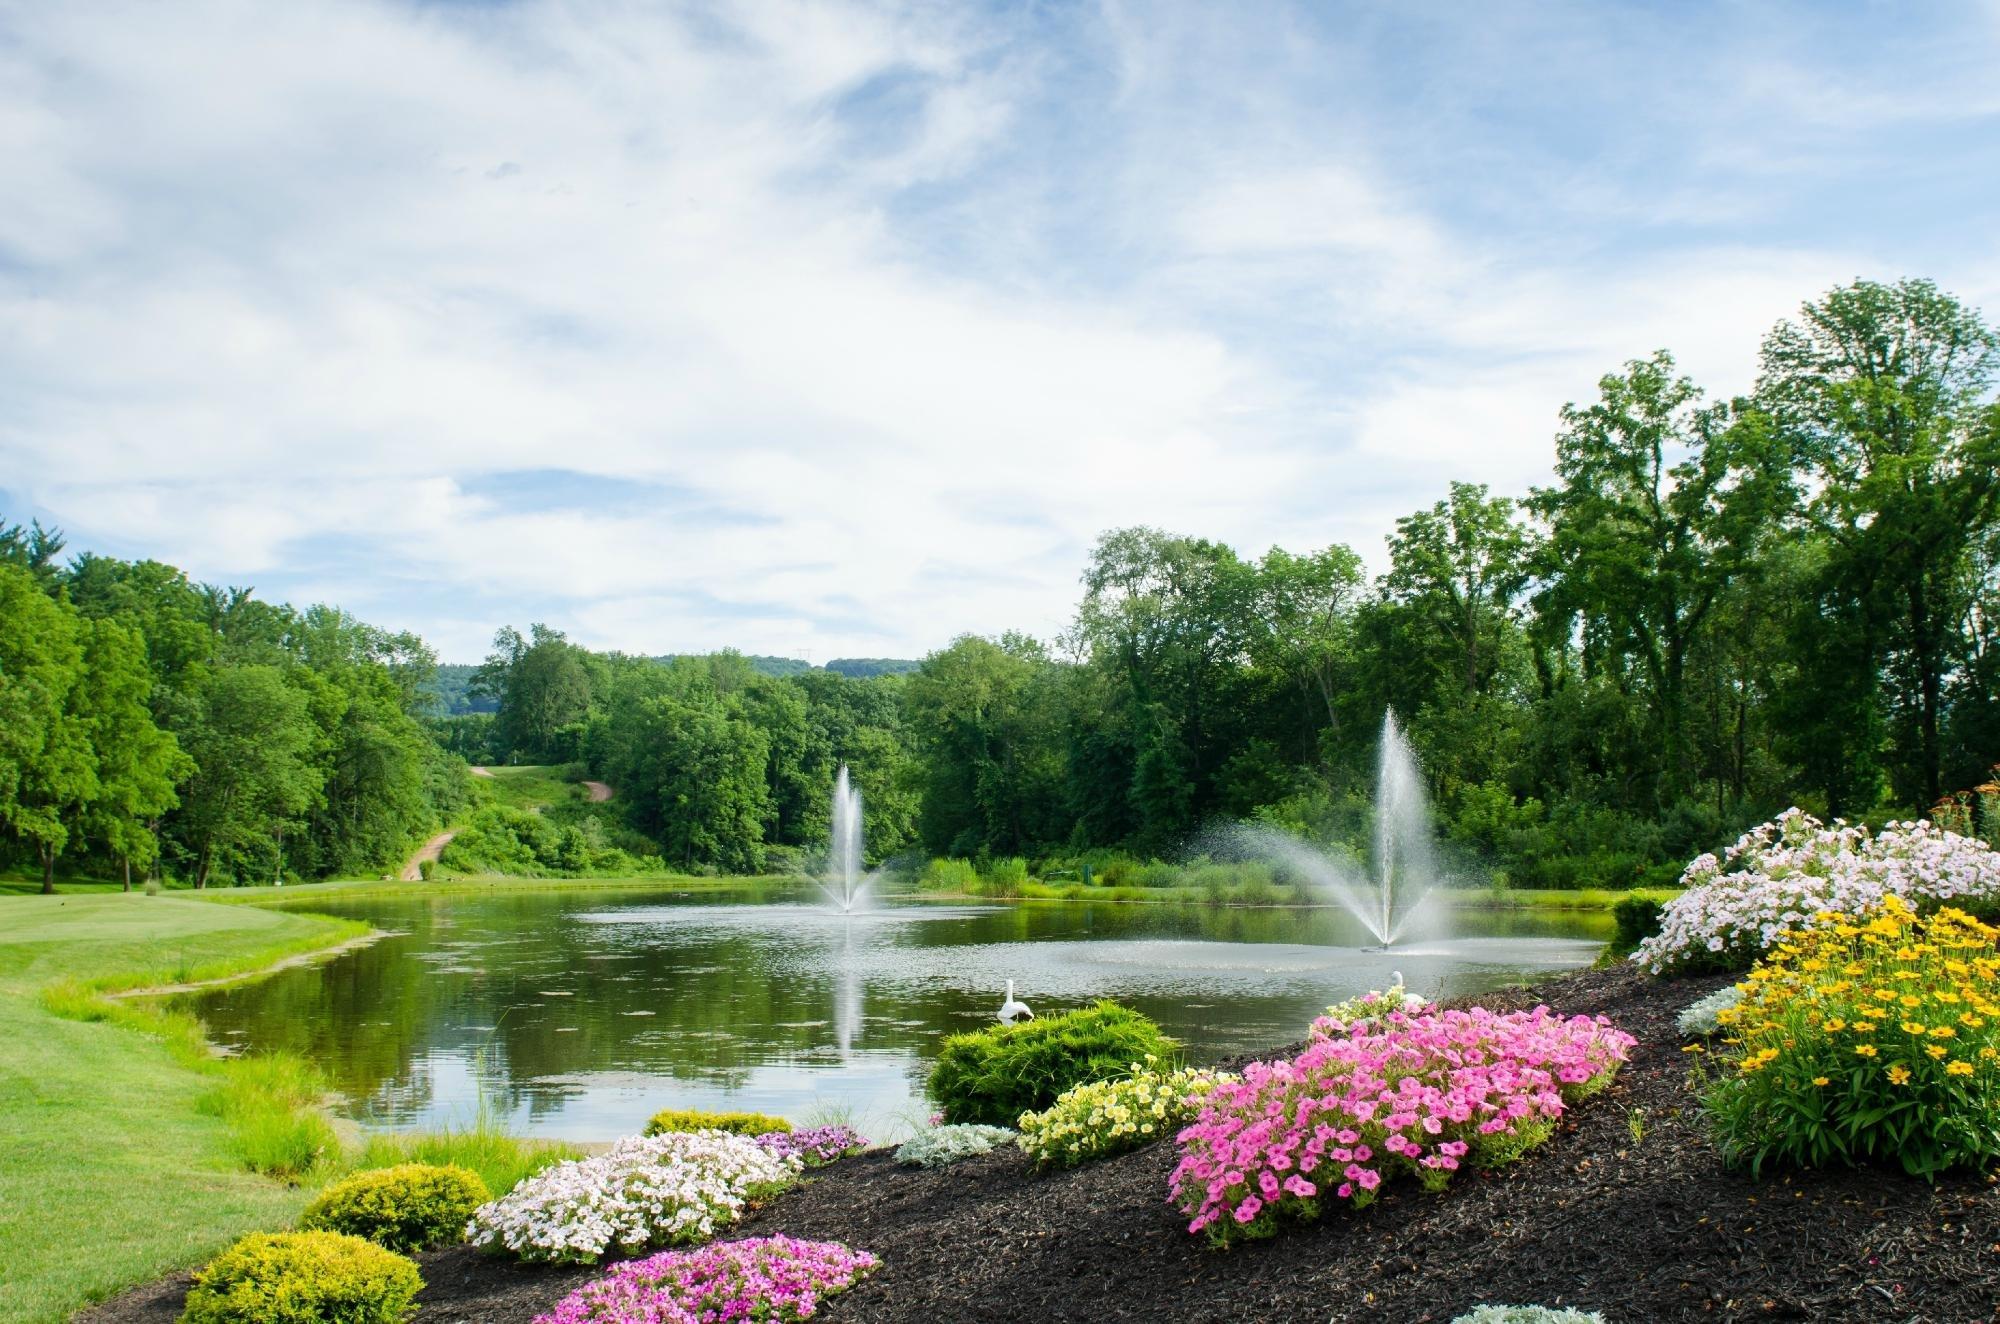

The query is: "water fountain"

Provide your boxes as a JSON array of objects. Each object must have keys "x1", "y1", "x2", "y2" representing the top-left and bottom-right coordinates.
[
  {"x1": 1234, "y1": 709, "x2": 1438, "y2": 948},
  {"x1": 820, "y1": 765, "x2": 870, "y2": 913}
]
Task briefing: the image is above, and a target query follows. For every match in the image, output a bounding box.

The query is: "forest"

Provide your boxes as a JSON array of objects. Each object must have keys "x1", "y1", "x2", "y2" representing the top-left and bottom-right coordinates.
[{"x1": 4, "y1": 278, "x2": 1997, "y2": 892}]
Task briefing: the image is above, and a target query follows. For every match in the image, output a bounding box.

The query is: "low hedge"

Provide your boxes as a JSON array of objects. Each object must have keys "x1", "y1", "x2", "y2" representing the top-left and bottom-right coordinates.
[
  {"x1": 299, "y1": 1163, "x2": 490, "y2": 1252},
  {"x1": 643, "y1": 1108, "x2": 793, "y2": 1138},
  {"x1": 928, "y1": 1001, "x2": 1176, "y2": 1127},
  {"x1": 179, "y1": 1230, "x2": 421, "y2": 1324}
]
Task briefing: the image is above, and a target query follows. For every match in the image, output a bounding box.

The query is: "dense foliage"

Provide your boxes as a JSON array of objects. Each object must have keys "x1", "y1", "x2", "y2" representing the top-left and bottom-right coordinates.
[
  {"x1": 928, "y1": 1002, "x2": 1178, "y2": 1126},
  {"x1": 1170, "y1": 1006, "x2": 1634, "y2": 1245},
  {"x1": 1698, "y1": 898, "x2": 2000, "y2": 1177},
  {"x1": 298, "y1": 1163, "x2": 490, "y2": 1252},
  {"x1": 179, "y1": 1230, "x2": 422, "y2": 1324},
  {"x1": 533, "y1": 1235, "x2": 880, "y2": 1324}
]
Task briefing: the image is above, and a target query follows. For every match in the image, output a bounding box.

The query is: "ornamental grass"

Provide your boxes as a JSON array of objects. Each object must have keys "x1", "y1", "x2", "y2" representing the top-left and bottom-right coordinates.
[
  {"x1": 1698, "y1": 896, "x2": 2000, "y2": 1177},
  {"x1": 1170, "y1": 1006, "x2": 1634, "y2": 1246}
]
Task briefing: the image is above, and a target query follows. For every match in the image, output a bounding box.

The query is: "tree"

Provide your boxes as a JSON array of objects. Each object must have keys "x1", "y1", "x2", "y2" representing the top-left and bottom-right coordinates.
[
  {"x1": 0, "y1": 566, "x2": 94, "y2": 891},
  {"x1": 479, "y1": 625, "x2": 594, "y2": 762},
  {"x1": 71, "y1": 617, "x2": 190, "y2": 889},
  {"x1": 1758, "y1": 278, "x2": 2000, "y2": 805},
  {"x1": 176, "y1": 666, "x2": 322, "y2": 887},
  {"x1": 0, "y1": 516, "x2": 67, "y2": 587}
]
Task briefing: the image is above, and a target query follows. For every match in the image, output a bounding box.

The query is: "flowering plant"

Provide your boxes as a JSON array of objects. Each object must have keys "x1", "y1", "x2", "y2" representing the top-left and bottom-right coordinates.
[
  {"x1": 533, "y1": 1235, "x2": 879, "y2": 1323},
  {"x1": 1169, "y1": 1006, "x2": 1634, "y2": 1245},
  {"x1": 1674, "y1": 984, "x2": 1743, "y2": 1038},
  {"x1": 754, "y1": 1126, "x2": 868, "y2": 1168},
  {"x1": 893, "y1": 1124, "x2": 1015, "y2": 1168},
  {"x1": 1697, "y1": 897, "x2": 2000, "y2": 1177},
  {"x1": 1635, "y1": 809, "x2": 2000, "y2": 974},
  {"x1": 1311, "y1": 980, "x2": 1428, "y2": 1039},
  {"x1": 466, "y1": 1133, "x2": 800, "y2": 1263},
  {"x1": 1017, "y1": 1057, "x2": 1231, "y2": 1169}
]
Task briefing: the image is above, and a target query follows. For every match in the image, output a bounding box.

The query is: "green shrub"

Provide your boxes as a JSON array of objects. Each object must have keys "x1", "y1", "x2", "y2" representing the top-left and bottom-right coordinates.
[
  {"x1": 179, "y1": 1231, "x2": 422, "y2": 1324},
  {"x1": 300, "y1": 1163, "x2": 490, "y2": 1252},
  {"x1": 984, "y1": 857, "x2": 1030, "y2": 886},
  {"x1": 1610, "y1": 895, "x2": 1666, "y2": 954},
  {"x1": 928, "y1": 1001, "x2": 1177, "y2": 1126},
  {"x1": 643, "y1": 1107, "x2": 792, "y2": 1137}
]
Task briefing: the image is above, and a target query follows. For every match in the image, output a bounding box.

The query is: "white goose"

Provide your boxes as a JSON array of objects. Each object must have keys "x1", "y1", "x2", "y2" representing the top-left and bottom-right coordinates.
[
  {"x1": 997, "y1": 979, "x2": 1034, "y2": 1023},
  {"x1": 1390, "y1": 971, "x2": 1428, "y2": 1009}
]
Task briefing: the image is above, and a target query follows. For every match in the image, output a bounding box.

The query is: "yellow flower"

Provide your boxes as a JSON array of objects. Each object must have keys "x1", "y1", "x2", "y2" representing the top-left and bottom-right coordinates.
[
  {"x1": 1926, "y1": 1044, "x2": 1949, "y2": 1059},
  {"x1": 1931, "y1": 1025, "x2": 1957, "y2": 1039},
  {"x1": 1854, "y1": 1044, "x2": 1878, "y2": 1057},
  {"x1": 1812, "y1": 1076, "x2": 1831, "y2": 1087},
  {"x1": 1823, "y1": 1018, "x2": 1848, "y2": 1032},
  {"x1": 1947, "y1": 1061, "x2": 1975, "y2": 1077},
  {"x1": 1887, "y1": 1065, "x2": 1912, "y2": 1085},
  {"x1": 1900, "y1": 1020, "x2": 1927, "y2": 1035}
]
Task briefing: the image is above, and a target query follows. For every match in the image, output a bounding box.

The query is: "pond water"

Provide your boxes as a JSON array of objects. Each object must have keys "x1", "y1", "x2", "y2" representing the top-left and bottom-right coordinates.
[{"x1": 179, "y1": 886, "x2": 1610, "y2": 1142}]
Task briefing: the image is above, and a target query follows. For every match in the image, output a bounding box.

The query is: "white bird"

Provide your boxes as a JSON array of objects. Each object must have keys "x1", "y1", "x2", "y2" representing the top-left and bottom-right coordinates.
[
  {"x1": 998, "y1": 979, "x2": 1033, "y2": 1023},
  {"x1": 1390, "y1": 971, "x2": 1428, "y2": 1009}
]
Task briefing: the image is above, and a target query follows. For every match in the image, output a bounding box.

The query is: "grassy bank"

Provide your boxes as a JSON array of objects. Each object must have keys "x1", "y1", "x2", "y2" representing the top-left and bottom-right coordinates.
[
  {"x1": 0, "y1": 895, "x2": 370, "y2": 1323},
  {"x1": 914, "y1": 877, "x2": 1677, "y2": 913},
  {"x1": 216, "y1": 871, "x2": 803, "y2": 908}
]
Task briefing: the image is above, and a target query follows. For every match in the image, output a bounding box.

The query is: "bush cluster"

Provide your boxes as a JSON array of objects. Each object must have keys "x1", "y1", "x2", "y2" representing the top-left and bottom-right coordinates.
[
  {"x1": 299, "y1": 1163, "x2": 490, "y2": 1252},
  {"x1": 1636, "y1": 810, "x2": 2000, "y2": 973},
  {"x1": 928, "y1": 1001, "x2": 1177, "y2": 1126},
  {"x1": 180, "y1": 1231, "x2": 422, "y2": 1324},
  {"x1": 1171, "y1": 1006, "x2": 1634, "y2": 1245},
  {"x1": 645, "y1": 1108, "x2": 793, "y2": 1138},
  {"x1": 532, "y1": 1235, "x2": 879, "y2": 1324},
  {"x1": 893, "y1": 1124, "x2": 1016, "y2": 1168},
  {"x1": 1017, "y1": 1058, "x2": 1229, "y2": 1170},
  {"x1": 1699, "y1": 897, "x2": 2000, "y2": 1177},
  {"x1": 466, "y1": 1132, "x2": 800, "y2": 1264}
]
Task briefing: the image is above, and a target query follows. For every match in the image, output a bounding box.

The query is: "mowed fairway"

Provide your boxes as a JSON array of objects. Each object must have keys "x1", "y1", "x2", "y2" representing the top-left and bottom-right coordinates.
[{"x1": 0, "y1": 895, "x2": 363, "y2": 1324}]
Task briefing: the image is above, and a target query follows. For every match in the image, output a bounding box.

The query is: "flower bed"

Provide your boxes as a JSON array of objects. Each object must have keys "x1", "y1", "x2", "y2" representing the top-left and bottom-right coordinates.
[
  {"x1": 1636, "y1": 809, "x2": 2000, "y2": 973},
  {"x1": 1699, "y1": 897, "x2": 2000, "y2": 1176},
  {"x1": 755, "y1": 1125, "x2": 869, "y2": 1168},
  {"x1": 1017, "y1": 1058, "x2": 1229, "y2": 1169},
  {"x1": 533, "y1": 1235, "x2": 879, "y2": 1324},
  {"x1": 1169, "y1": 1006, "x2": 1634, "y2": 1245},
  {"x1": 466, "y1": 1132, "x2": 800, "y2": 1263}
]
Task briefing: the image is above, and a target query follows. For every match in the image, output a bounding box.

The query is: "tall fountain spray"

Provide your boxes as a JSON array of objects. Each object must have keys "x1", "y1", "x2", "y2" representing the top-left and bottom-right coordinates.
[{"x1": 822, "y1": 765, "x2": 868, "y2": 913}]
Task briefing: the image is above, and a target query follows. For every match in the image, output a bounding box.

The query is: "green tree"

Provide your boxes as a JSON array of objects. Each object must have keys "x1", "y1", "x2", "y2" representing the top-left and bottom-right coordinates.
[
  {"x1": 72, "y1": 617, "x2": 191, "y2": 889},
  {"x1": 0, "y1": 566, "x2": 94, "y2": 891},
  {"x1": 176, "y1": 666, "x2": 322, "y2": 887},
  {"x1": 478, "y1": 625, "x2": 595, "y2": 762},
  {"x1": 1758, "y1": 278, "x2": 2000, "y2": 805}
]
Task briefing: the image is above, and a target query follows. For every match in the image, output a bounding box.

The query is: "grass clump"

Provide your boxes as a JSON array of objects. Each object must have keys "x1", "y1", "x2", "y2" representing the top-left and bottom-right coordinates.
[
  {"x1": 644, "y1": 1107, "x2": 793, "y2": 1138},
  {"x1": 352, "y1": 1120, "x2": 581, "y2": 1198},
  {"x1": 928, "y1": 1001, "x2": 1177, "y2": 1127},
  {"x1": 300, "y1": 1163, "x2": 490, "y2": 1252},
  {"x1": 179, "y1": 1230, "x2": 422, "y2": 1324},
  {"x1": 194, "y1": 1053, "x2": 338, "y2": 1181}
]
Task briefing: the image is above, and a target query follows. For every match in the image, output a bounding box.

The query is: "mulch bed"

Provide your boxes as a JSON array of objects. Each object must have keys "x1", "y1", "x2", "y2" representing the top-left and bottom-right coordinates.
[{"x1": 83, "y1": 965, "x2": 2000, "y2": 1324}]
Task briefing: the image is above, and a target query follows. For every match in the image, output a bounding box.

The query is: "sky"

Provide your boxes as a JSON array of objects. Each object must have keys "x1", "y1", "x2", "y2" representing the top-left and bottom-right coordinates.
[{"x1": 3, "y1": 1, "x2": 1998, "y2": 663}]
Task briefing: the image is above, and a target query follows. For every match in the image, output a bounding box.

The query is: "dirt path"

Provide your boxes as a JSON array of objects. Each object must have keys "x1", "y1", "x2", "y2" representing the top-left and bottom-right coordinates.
[
  {"x1": 400, "y1": 829, "x2": 457, "y2": 881},
  {"x1": 582, "y1": 780, "x2": 613, "y2": 803},
  {"x1": 470, "y1": 765, "x2": 495, "y2": 778}
]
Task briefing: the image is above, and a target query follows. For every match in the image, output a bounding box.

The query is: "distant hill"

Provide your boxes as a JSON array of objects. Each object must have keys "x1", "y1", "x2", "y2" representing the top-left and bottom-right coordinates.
[
  {"x1": 823, "y1": 658, "x2": 921, "y2": 678},
  {"x1": 422, "y1": 662, "x2": 498, "y2": 715}
]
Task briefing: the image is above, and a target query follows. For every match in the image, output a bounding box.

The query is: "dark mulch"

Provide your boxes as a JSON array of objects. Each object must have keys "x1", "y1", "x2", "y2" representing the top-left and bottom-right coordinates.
[{"x1": 82, "y1": 965, "x2": 2000, "y2": 1324}]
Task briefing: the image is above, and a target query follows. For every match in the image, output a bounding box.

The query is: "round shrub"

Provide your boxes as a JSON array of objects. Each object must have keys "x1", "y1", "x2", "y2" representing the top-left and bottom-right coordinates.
[
  {"x1": 893, "y1": 1124, "x2": 1016, "y2": 1168},
  {"x1": 928, "y1": 1001, "x2": 1176, "y2": 1126},
  {"x1": 1699, "y1": 897, "x2": 2000, "y2": 1177},
  {"x1": 644, "y1": 1108, "x2": 792, "y2": 1138},
  {"x1": 300, "y1": 1163, "x2": 490, "y2": 1252},
  {"x1": 179, "y1": 1230, "x2": 421, "y2": 1324},
  {"x1": 1017, "y1": 1058, "x2": 1229, "y2": 1169},
  {"x1": 467, "y1": 1132, "x2": 800, "y2": 1264}
]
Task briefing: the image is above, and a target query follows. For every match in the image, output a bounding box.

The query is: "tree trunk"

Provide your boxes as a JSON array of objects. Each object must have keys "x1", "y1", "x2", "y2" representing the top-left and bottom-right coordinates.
[
  {"x1": 40, "y1": 845, "x2": 56, "y2": 895},
  {"x1": 195, "y1": 840, "x2": 213, "y2": 890},
  {"x1": 122, "y1": 857, "x2": 132, "y2": 892}
]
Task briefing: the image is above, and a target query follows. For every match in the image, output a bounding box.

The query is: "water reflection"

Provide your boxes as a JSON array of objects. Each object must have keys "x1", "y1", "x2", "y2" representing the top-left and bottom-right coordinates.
[{"x1": 178, "y1": 888, "x2": 1608, "y2": 1142}]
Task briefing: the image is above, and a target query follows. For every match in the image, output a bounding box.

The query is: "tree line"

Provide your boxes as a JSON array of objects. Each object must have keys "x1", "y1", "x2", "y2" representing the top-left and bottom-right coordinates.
[
  {"x1": 0, "y1": 535, "x2": 470, "y2": 891},
  {"x1": 7, "y1": 277, "x2": 1995, "y2": 892}
]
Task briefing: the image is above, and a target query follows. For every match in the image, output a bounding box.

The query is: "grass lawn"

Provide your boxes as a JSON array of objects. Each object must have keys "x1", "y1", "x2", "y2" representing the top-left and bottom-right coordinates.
[
  {"x1": 0, "y1": 894, "x2": 366, "y2": 1324},
  {"x1": 477, "y1": 763, "x2": 590, "y2": 812}
]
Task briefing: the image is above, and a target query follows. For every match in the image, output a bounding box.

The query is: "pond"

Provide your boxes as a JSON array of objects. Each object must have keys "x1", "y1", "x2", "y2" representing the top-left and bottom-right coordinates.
[{"x1": 179, "y1": 886, "x2": 1611, "y2": 1142}]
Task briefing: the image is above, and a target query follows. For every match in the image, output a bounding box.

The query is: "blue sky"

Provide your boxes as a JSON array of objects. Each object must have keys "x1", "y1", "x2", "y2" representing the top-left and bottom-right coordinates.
[{"x1": 3, "y1": 0, "x2": 1997, "y2": 662}]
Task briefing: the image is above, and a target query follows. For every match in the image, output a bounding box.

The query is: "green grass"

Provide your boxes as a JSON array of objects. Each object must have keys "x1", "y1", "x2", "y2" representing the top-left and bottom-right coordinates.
[
  {"x1": 928, "y1": 877, "x2": 1679, "y2": 913},
  {"x1": 0, "y1": 895, "x2": 369, "y2": 1324},
  {"x1": 351, "y1": 1110, "x2": 581, "y2": 1198},
  {"x1": 477, "y1": 763, "x2": 589, "y2": 812}
]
